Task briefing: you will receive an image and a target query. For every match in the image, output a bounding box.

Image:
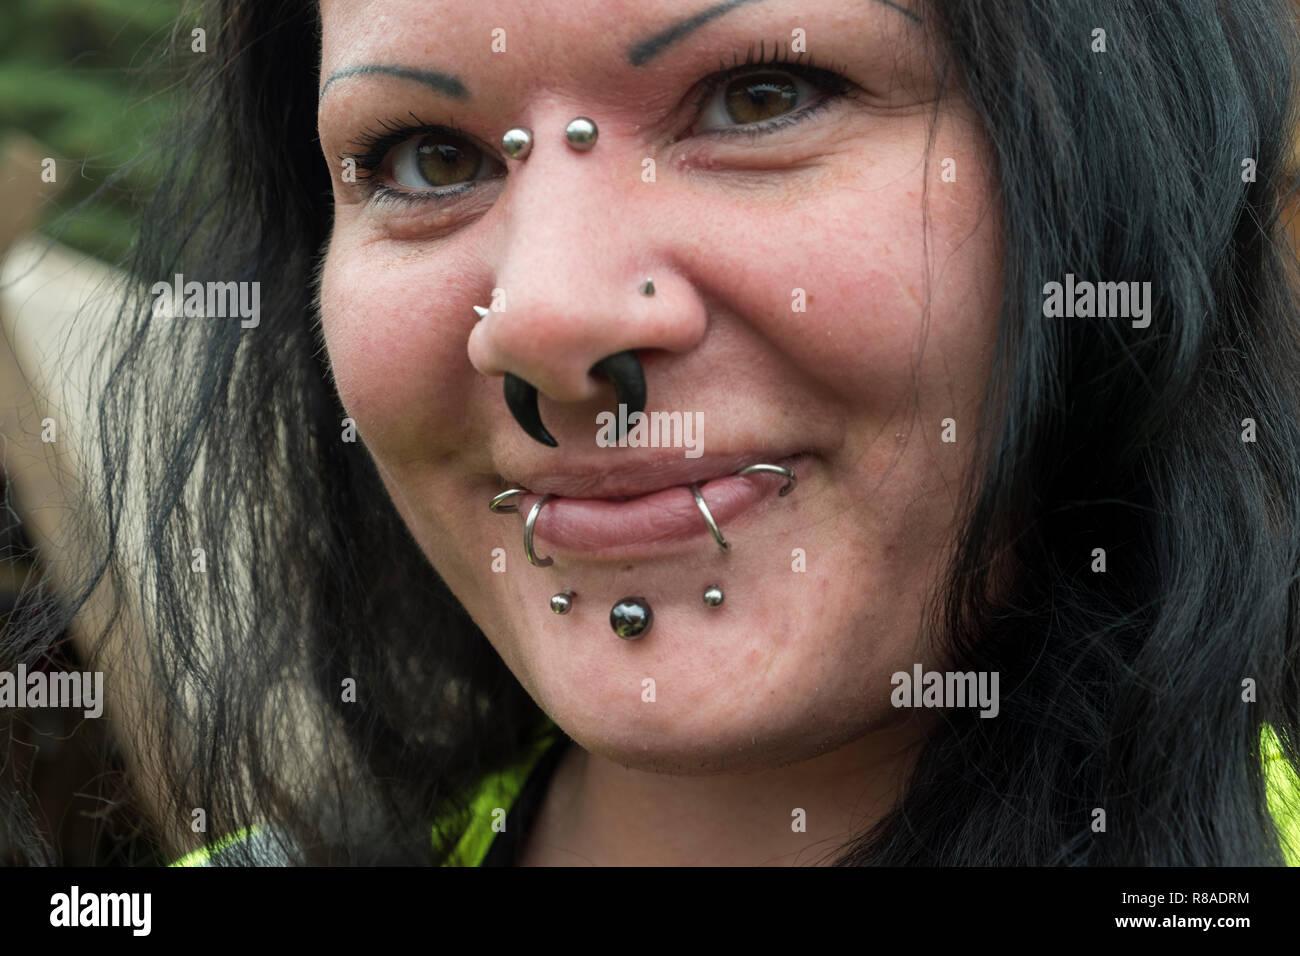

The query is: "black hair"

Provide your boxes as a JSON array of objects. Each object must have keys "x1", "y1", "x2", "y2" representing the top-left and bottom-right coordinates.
[{"x1": 4, "y1": 0, "x2": 1299, "y2": 865}]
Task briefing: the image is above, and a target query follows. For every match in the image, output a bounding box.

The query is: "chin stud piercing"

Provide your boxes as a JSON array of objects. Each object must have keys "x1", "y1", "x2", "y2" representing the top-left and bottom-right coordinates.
[
  {"x1": 550, "y1": 588, "x2": 575, "y2": 614},
  {"x1": 640, "y1": 278, "x2": 655, "y2": 297},
  {"x1": 610, "y1": 596, "x2": 653, "y2": 639},
  {"x1": 703, "y1": 585, "x2": 724, "y2": 608},
  {"x1": 502, "y1": 126, "x2": 533, "y2": 160},
  {"x1": 564, "y1": 117, "x2": 598, "y2": 150}
]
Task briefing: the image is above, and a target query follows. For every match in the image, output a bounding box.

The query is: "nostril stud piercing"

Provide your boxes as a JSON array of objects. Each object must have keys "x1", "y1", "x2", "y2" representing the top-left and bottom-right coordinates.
[
  {"x1": 640, "y1": 278, "x2": 655, "y2": 297},
  {"x1": 473, "y1": 305, "x2": 490, "y2": 321}
]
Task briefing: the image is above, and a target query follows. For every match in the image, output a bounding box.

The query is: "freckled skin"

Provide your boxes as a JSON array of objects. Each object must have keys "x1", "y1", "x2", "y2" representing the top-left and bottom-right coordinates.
[{"x1": 316, "y1": 0, "x2": 1002, "y2": 864}]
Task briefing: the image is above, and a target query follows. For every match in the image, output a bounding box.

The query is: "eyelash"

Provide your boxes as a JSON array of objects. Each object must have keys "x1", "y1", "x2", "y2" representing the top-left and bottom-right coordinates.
[{"x1": 340, "y1": 41, "x2": 858, "y2": 207}]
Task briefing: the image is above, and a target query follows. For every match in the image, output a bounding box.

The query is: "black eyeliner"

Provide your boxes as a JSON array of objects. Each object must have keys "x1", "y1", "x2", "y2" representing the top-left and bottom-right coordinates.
[{"x1": 339, "y1": 40, "x2": 859, "y2": 205}]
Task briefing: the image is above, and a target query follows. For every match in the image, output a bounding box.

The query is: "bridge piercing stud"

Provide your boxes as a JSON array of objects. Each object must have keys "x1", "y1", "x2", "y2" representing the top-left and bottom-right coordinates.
[
  {"x1": 502, "y1": 127, "x2": 533, "y2": 160},
  {"x1": 565, "y1": 117, "x2": 598, "y2": 150}
]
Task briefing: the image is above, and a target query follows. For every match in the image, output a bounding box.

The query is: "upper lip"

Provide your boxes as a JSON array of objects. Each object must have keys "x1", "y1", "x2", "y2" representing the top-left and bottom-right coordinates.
[{"x1": 500, "y1": 450, "x2": 807, "y2": 500}]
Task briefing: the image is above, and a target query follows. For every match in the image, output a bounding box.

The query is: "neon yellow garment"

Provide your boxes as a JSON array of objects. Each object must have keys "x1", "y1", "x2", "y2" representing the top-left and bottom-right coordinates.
[
  {"x1": 171, "y1": 724, "x2": 1300, "y2": 866},
  {"x1": 170, "y1": 732, "x2": 557, "y2": 867},
  {"x1": 1263, "y1": 724, "x2": 1300, "y2": 865}
]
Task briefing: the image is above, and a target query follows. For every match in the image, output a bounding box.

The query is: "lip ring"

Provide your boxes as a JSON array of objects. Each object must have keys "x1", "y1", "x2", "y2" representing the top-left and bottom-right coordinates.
[
  {"x1": 690, "y1": 482, "x2": 729, "y2": 551},
  {"x1": 489, "y1": 488, "x2": 529, "y2": 514},
  {"x1": 490, "y1": 456, "x2": 804, "y2": 559},
  {"x1": 524, "y1": 494, "x2": 556, "y2": 567},
  {"x1": 735, "y1": 463, "x2": 797, "y2": 496}
]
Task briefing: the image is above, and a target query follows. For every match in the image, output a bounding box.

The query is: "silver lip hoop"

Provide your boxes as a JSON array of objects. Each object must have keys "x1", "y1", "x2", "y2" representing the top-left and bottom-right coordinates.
[
  {"x1": 735, "y1": 462, "x2": 797, "y2": 496},
  {"x1": 524, "y1": 494, "x2": 556, "y2": 567},
  {"x1": 493, "y1": 454, "x2": 804, "y2": 502},
  {"x1": 489, "y1": 458, "x2": 795, "y2": 561},
  {"x1": 489, "y1": 488, "x2": 529, "y2": 514},
  {"x1": 690, "y1": 483, "x2": 729, "y2": 552}
]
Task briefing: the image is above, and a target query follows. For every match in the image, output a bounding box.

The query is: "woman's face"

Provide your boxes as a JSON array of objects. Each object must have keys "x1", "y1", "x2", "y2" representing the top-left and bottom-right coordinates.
[{"x1": 316, "y1": 0, "x2": 1001, "y2": 773}]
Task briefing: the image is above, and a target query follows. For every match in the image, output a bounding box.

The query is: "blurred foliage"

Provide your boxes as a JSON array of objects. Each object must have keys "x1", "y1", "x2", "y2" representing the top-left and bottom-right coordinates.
[{"x1": 0, "y1": 0, "x2": 196, "y2": 264}]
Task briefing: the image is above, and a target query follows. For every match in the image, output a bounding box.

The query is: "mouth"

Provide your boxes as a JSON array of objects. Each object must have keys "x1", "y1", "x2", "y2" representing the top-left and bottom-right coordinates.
[{"x1": 496, "y1": 451, "x2": 809, "y2": 556}]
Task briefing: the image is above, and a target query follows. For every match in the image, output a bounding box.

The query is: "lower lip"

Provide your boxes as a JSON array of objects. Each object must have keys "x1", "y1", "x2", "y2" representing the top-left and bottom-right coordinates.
[{"x1": 512, "y1": 455, "x2": 806, "y2": 555}]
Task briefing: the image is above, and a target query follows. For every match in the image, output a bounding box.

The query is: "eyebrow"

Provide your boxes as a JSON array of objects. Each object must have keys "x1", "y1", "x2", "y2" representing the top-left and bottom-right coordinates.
[
  {"x1": 629, "y1": 0, "x2": 921, "y2": 66},
  {"x1": 319, "y1": 64, "x2": 468, "y2": 104},
  {"x1": 319, "y1": 0, "x2": 920, "y2": 103}
]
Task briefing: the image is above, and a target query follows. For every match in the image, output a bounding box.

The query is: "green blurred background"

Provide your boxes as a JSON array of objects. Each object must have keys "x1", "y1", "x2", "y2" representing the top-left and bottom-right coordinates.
[
  {"x1": 0, "y1": 0, "x2": 199, "y2": 865},
  {"x1": 0, "y1": 0, "x2": 194, "y2": 264}
]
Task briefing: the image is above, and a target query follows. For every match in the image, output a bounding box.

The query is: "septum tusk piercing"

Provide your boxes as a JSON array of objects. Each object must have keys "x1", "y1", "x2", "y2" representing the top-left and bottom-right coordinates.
[
  {"x1": 524, "y1": 493, "x2": 556, "y2": 567},
  {"x1": 503, "y1": 349, "x2": 647, "y2": 449}
]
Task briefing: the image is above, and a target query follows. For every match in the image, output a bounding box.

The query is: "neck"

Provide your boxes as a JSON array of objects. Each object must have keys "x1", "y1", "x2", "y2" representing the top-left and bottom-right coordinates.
[{"x1": 518, "y1": 723, "x2": 929, "y2": 866}]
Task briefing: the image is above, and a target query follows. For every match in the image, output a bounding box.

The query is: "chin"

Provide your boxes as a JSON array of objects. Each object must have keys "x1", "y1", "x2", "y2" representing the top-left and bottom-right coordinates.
[{"x1": 517, "y1": 629, "x2": 895, "y2": 775}]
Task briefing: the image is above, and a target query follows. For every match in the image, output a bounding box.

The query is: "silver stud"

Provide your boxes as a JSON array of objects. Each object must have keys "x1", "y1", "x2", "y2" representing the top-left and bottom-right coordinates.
[
  {"x1": 550, "y1": 589, "x2": 575, "y2": 614},
  {"x1": 610, "y1": 596, "x2": 653, "y2": 639},
  {"x1": 564, "y1": 117, "x2": 598, "y2": 151},
  {"x1": 703, "y1": 585, "x2": 724, "y2": 608},
  {"x1": 502, "y1": 127, "x2": 533, "y2": 160},
  {"x1": 640, "y1": 278, "x2": 655, "y2": 297},
  {"x1": 472, "y1": 305, "x2": 490, "y2": 321}
]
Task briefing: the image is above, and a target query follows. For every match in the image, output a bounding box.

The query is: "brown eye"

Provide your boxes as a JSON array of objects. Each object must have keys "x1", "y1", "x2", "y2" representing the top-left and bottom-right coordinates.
[
  {"x1": 722, "y1": 72, "x2": 800, "y2": 125},
  {"x1": 693, "y1": 62, "x2": 853, "y2": 136},
  {"x1": 392, "y1": 131, "x2": 484, "y2": 189}
]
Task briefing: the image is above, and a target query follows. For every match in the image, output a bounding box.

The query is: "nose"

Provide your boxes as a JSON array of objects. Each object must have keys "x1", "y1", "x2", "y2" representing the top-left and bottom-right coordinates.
[{"x1": 466, "y1": 111, "x2": 706, "y2": 445}]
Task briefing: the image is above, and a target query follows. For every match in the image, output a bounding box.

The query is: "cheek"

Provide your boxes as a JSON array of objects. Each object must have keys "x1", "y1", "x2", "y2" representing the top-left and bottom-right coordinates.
[
  {"x1": 317, "y1": 238, "x2": 488, "y2": 454},
  {"x1": 673, "y1": 119, "x2": 1001, "y2": 415}
]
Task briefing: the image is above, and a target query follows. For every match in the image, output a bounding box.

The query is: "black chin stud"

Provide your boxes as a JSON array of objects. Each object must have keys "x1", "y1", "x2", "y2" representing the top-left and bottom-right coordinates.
[
  {"x1": 504, "y1": 350, "x2": 647, "y2": 447},
  {"x1": 610, "y1": 596, "x2": 653, "y2": 639}
]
